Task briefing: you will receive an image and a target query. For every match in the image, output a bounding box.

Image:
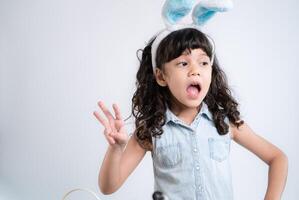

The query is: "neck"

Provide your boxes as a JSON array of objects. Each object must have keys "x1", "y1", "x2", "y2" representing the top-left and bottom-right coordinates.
[{"x1": 170, "y1": 99, "x2": 202, "y2": 125}]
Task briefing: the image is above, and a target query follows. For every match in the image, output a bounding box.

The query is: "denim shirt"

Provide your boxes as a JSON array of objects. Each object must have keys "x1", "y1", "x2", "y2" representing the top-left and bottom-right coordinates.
[{"x1": 151, "y1": 102, "x2": 233, "y2": 200}]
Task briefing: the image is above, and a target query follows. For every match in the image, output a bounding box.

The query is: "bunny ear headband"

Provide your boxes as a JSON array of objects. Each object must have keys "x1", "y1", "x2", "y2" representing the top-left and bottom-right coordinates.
[{"x1": 151, "y1": 0, "x2": 233, "y2": 70}]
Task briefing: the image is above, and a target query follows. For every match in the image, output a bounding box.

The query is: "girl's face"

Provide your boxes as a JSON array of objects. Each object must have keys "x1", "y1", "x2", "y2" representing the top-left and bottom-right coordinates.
[{"x1": 155, "y1": 48, "x2": 212, "y2": 110}]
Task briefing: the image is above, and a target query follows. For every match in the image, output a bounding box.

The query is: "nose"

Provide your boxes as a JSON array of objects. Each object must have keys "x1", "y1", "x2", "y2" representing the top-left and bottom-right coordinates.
[{"x1": 188, "y1": 62, "x2": 200, "y2": 77}]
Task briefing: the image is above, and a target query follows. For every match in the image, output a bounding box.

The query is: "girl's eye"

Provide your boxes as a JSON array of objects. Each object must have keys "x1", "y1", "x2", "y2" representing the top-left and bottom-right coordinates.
[
  {"x1": 176, "y1": 61, "x2": 211, "y2": 67},
  {"x1": 177, "y1": 62, "x2": 188, "y2": 67},
  {"x1": 200, "y1": 61, "x2": 210, "y2": 66}
]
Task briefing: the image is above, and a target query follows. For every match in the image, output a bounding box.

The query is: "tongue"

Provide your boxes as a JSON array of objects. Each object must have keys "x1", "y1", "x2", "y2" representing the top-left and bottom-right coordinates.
[{"x1": 187, "y1": 86, "x2": 199, "y2": 99}]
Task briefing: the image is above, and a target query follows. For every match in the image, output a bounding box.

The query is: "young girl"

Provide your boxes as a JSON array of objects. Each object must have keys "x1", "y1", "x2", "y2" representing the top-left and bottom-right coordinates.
[{"x1": 93, "y1": 2, "x2": 288, "y2": 200}]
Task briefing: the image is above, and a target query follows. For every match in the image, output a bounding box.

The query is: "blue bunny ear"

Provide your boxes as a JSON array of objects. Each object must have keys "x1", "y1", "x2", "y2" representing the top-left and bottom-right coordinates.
[
  {"x1": 192, "y1": 0, "x2": 233, "y2": 26},
  {"x1": 162, "y1": 0, "x2": 195, "y2": 27}
]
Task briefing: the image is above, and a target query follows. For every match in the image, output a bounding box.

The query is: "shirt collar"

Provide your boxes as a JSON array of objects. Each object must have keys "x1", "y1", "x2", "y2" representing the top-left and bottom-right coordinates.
[{"x1": 165, "y1": 102, "x2": 213, "y2": 124}]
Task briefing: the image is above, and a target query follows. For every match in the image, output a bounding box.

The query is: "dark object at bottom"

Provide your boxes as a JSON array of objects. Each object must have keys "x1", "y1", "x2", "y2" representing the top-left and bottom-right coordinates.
[{"x1": 152, "y1": 191, "x2": 167, "y2": 200}]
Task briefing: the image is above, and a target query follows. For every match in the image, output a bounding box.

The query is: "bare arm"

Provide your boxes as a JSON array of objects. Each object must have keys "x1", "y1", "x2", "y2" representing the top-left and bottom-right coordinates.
[
  {"x1": 93, "y1": 101, "x2": 146, "y2": 195},
  {"x1": 230, "y1": 122, "x2": 288, "y2": 200},
  {"x1": 99, "y1": 134, "x2": 146, "y2": 194}
]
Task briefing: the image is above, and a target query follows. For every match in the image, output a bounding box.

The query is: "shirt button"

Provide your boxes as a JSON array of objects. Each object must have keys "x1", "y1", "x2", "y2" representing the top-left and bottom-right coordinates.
[
  {"x1": 196, "y1": 165, "x2": 200, "y2": 170},
  {"x1": 193, "y1": 148, "x2": 197, "y2": 152}
]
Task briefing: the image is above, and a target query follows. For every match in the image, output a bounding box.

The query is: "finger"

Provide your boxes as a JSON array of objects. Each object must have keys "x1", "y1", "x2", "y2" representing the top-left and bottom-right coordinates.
[
  {"x1": 97, "y1": 101, "x2": 117, "y2": 132},
  {"x1": 112, "y1": 103, "x2": 122, "y2": 120},
  {"x1": 105, "y1": 133, "x2": 116, "y2": 144},
  {"x1": 94, "y1": 109, "x2": 115, "y2": 144},
  {"x1": 93, "y1": 111, "x2": 112, "y2": 133},
  {"x1": 98, "y1": 101, "x2": 115, "y2": 121},
  {"x1": 113, "y1": 131, "x2": 126, "y2": 143},
  {"x1": 103, "y1": 127, "x2": 116, "y2": 143},
  {"x1": 114, "y1": 119, "x2": 125, "y2": 134},
  {"x1": 112, "y1": 103, "x2": 126, "y2": 133}
]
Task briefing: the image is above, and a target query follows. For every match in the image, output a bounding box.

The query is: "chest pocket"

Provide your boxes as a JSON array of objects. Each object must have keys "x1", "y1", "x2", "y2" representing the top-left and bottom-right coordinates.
[
  {"x1": 154, "y1": 143, "x2": 182, "y2": 168},
  {"x1": 208, "y1": 137, "x2": 230, "y2": 162}
]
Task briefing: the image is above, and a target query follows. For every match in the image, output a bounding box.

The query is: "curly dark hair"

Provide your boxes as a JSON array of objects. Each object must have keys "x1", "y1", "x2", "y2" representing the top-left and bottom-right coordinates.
[{"x1": 128, "y1": 28, "x2": 244, "y2": 151}]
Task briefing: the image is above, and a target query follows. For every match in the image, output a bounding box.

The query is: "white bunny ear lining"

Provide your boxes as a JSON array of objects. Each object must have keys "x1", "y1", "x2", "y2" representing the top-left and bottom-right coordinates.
[{"x1": 162, "y1": 0, "x2": 233, "y2": 27}]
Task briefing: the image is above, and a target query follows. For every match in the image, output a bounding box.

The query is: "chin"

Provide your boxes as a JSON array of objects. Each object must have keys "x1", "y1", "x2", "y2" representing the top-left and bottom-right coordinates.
[{"x1": 185, "y1": 100, "x2": 203, "y2": 108}]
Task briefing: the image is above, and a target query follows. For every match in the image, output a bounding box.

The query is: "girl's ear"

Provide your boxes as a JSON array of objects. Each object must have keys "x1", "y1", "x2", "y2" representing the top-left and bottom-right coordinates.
[{"x1": 154, "y1": 68, "x2": 168, "y2": 87}]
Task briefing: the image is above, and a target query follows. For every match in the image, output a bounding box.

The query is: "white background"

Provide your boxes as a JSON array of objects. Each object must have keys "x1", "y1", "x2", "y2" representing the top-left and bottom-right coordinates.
[{"x1": 0, "y1": 0, "x2": 298, "y2": 199}]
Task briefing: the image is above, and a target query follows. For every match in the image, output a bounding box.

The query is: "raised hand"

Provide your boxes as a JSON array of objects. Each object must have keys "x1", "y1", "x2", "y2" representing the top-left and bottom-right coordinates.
[{"x1": 93, "y1": 101, "x2": 129, "y2": 149}]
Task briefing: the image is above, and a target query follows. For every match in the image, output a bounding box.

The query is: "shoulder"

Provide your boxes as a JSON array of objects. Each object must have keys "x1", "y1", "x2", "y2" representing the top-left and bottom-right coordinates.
[{"x1": 228, "y1": 119, "x2": 244, "y2": 140}]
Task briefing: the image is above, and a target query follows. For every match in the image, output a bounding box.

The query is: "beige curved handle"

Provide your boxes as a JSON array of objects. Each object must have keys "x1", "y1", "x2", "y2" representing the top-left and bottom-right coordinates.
[{"x1": 61, "y1": 188, "x2": 102, "y2": 200}]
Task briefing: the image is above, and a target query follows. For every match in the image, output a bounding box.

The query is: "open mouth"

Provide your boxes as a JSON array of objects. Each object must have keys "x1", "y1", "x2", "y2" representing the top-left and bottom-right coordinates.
[
  {"x1": 186, "y1": 83, "x2": 201, "y2": 98},
  {"x1": 190, "y1": 84, "x2": 201, "y2": 91}
]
